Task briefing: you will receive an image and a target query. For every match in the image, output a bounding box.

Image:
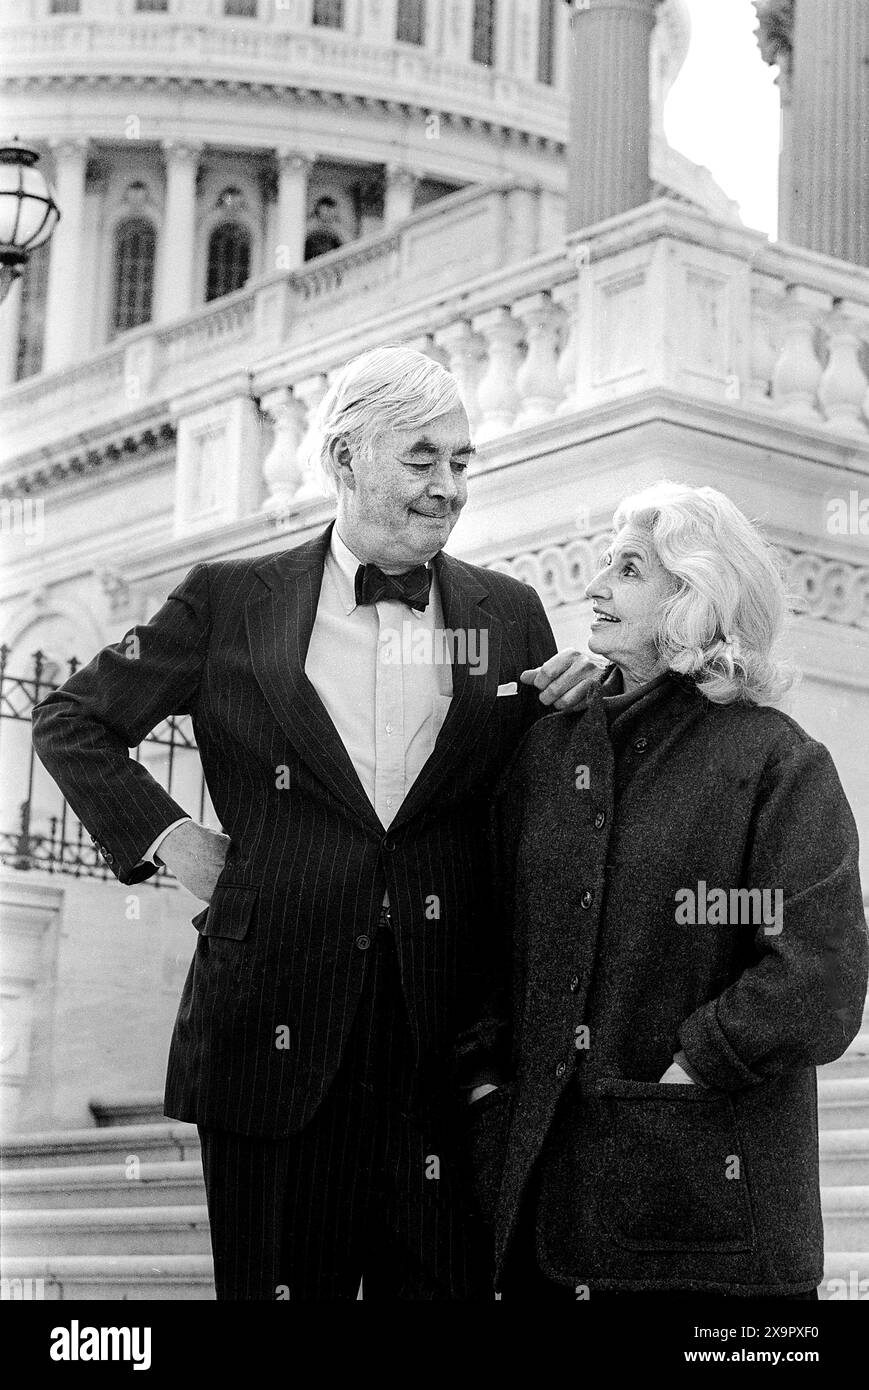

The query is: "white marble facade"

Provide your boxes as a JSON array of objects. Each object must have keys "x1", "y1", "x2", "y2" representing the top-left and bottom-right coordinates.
[{"x1": 1, "y1": 0, "x2": 868, "y2": 1127}]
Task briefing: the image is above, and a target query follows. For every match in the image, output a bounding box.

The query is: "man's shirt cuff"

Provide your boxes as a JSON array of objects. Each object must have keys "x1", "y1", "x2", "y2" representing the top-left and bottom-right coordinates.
[{"x1": 138, "y1": 817, "x2": 192, "y2": 867}]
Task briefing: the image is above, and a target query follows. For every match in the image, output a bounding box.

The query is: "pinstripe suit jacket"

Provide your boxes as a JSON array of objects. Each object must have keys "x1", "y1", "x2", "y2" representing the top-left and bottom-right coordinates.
[{"x1": 31, "y1": 522, "x2": 557, "y2": 1137}]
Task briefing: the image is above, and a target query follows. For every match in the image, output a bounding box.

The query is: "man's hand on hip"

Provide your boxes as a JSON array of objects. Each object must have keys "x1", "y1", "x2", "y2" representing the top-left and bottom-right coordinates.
[{"x1": 157, "y1": 821, "x2": 230, "y2": 903}]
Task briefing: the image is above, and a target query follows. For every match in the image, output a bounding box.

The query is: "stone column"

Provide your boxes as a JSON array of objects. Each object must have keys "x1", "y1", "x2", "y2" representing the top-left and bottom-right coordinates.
[
  {"x1": 0, "y1": 274, "x2": 23, "y2": 387},
  {"x1": 42, "y1": 138, "x2": 88, "y2": 372},
  {"x1": 273, "y1": 150, "x2": 312, "y2": 272},
  {"x1": 0, "y1": 872, "x2": 63, "y2": 1134},
  {"x1": 383, "y1": 164, "x2": 418, "y2": 226},
  {"x1": 753, "y1": 1, "x2": 794, "y2": 245},
  {"x1": 154, "y1": 140, "x2": 201, "y2": 324},
  {"x1": 565, "y1": 0, "x2": 662, "y2": 233},
  {"x1": 779, "y1": 0, "x2": 868, "y2": 265}
]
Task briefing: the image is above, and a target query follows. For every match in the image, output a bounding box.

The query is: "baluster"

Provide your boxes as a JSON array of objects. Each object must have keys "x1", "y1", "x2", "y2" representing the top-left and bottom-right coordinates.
[
  {"x1": 747, "y1": 287, "x2": 779, "y2": 405},
  {"x1": 472, "y1": 306, "x2": 523, "y2": 443},
  {"x1": 433, "y1": 319, "x2": 485, "y2": 432},
  {"x1": 818, "y1": 309, "x2": 869, "y2": 434},
  {"x1": 260, "y1": 386, "x2": 308, "y2": 513},
  {"x1": 292, "y1": 373, "x2": 331, "y2": 501},
  {"x1": 771, "y1": 285, "x2": 827, "y2": 421},
  {"x1": 552, "y1": 280, "x2": 579, "y2": 415},
  {"x1": 513, "y1": 292, "x2": 565, "y2": 428},
  {"x1": 408, "y1": 333, "x2": 450, "y2": 369}
]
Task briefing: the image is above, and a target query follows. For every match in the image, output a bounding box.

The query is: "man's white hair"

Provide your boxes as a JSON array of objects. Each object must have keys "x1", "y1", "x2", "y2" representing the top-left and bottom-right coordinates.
[
  {"x1": 305, "y1": 344, "x2": 463, "y2": 496},
  {"x1": 610, "y1": 480, "x2": 792, "y2": 706}
]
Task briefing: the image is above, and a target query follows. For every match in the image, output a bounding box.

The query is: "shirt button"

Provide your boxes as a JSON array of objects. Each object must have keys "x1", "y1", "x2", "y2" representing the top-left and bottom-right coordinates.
[
  {"x1": 580, "y1": 889, "x2": 593, "y2": 909},
  {"x1": 385, "y1": 722, "x2": 394, "y2": 735},
  {"x1": 569, "y1": 974, "x2": 580, "y2": 993},
  {"x1": 634, "y1": 736, "x2": 648, "y2": 751},
  {"x1": 386, "y1": 798, "x2": 393, "y2": 808},
  {"x1": 594, "y1": 811, "x2": 605, "y2": 829},
  {"x1": 555, "y1": 1061, "x2": 567, "y2": 1079},
  {"x1": 355, "y1": 935, "x2": 371, "y2": 951}
]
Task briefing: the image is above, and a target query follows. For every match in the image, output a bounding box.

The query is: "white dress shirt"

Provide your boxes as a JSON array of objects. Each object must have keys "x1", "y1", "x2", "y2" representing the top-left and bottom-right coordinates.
[
  {"x1": 305, "y1": 525, "x2": 452, "y2": 828},
  {"x1": 141, "y1": 526, "x2": 452, "y2": 864}
]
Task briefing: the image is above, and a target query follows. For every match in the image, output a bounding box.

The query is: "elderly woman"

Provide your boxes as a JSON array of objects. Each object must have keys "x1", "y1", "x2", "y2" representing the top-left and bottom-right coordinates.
[{"x1": 460, "y1": 481, "x2": 868, "y2": 1301}]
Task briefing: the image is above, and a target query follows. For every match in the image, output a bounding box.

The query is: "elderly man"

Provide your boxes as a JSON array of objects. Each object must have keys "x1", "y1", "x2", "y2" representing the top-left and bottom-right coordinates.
[{"x1": 32, "y1": 345, "x2": 590, "y2": 1301}]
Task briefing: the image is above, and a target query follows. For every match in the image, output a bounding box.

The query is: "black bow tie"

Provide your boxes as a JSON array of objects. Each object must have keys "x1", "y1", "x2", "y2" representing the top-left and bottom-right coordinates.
[{"x1": 354, "y1": 562, "x2": 432, "y2": 612}]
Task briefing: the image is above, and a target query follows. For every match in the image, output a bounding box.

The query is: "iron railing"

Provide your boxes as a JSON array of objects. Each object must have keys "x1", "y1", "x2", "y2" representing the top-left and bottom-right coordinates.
[{"x1": 0, "y1": 644, "x2": 214, "y2": 887}]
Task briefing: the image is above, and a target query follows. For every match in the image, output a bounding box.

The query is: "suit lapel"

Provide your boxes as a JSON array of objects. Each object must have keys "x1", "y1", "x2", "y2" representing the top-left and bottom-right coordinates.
[
  {"x1": 392, "y1": 550, "x2": 504, "y2": 828},
  {"x1": 244, "y1": 522, "x2": 382, "y2": 833}
]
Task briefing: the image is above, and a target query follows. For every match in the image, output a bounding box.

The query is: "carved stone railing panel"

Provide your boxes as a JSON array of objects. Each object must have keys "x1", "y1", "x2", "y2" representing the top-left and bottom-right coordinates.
[
  {"x1": 5, "y1": 198, "x2": 869, "y2": 511},
  {"x1": 488, "y1": 535, "x2": 869, "y2": 632}
]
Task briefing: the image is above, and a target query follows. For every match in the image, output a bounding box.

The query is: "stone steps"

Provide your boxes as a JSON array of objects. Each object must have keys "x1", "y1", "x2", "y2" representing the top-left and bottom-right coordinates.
[
  {"x1": 0, "y1": 1254, "x2": 215, "y2": 1300},
  {"x1": 0, "y1": 1121, "x2": 200, "y2": 1170},
  {"x1": 819, "y1": 1129, "x2": 869, "y2": 1186},
  {"x1": 818, "y1": 1187, "x2": 869, "y2": 1255},
  {"x1": 820, "y1": 1251, "x2": 869, "y2": 1300},
  {"x1": 0, "y1": 1204, "x2": 211, "y2": 1258},
  {"x1": 817, "y1": 1076, "x2": 869, "y2": 1130},
  {"x1": 88, "y1": 1095, "x2": 169, "y2": 1129},
  {"x1": 0, "y1": 1160, "x2": 206, "y2": 1210},
  {"x1": 1, "y1": 1044, "x2": 866, "y2": 1300}
]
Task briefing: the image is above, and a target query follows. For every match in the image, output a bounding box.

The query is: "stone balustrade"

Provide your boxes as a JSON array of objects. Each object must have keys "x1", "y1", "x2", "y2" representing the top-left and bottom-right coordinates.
[{"x1": 4, "y1": 198, "x2": 869, "y2": 518}]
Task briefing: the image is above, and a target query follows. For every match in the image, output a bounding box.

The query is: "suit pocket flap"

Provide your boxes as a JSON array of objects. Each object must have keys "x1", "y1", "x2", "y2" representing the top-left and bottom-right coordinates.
[{"x1": 195, "y1": 883, "x2": 259, "y2": 940}]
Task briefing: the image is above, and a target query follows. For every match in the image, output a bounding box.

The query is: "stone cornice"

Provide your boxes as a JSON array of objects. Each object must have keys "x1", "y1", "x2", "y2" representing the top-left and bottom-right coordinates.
[
  {"x1": 0, "y1": 418, "x2": 175, "y2": 502},
  {"x1": 0, "y1": 75, "x2": 566, "y2": 157}
]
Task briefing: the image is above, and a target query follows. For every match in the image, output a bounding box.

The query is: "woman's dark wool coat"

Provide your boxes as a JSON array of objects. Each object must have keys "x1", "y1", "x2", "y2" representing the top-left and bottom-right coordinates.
[{"x1": 462, "y1": 672, "x2": 868, "y2": 1295}]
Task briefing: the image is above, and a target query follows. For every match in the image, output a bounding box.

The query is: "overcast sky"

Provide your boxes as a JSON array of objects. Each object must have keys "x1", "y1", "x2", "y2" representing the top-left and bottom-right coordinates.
[{"x1": 664, "y1": 0, "x2": 781, "y2": 236}]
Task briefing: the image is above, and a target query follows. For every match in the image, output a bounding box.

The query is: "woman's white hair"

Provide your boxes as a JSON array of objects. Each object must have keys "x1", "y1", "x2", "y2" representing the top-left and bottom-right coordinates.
[
  {"x1": 611, "y1": 480, "x2": 792, "y2": 706},
  {"x1": 305, "y1": 345, "x2": 463, "y2": 495}
]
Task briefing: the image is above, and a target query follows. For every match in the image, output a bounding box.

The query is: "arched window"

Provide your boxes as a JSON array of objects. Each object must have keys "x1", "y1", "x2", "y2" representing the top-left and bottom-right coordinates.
[
  {"x1": 537, "y1": 0, "x2": 556, "y2": 84},
  {"x1": 111, "y1": 217, "x2": 156, "y2": 335},
  {"x1": 472, "y1": 0, "x2": 496, "y2": 66},
  {"x1": 396, "y1": 0, "x2": 425, "y2": 45},
  {"x1": 206, "y1": 221, "x2": 251, "y2": 302},
  {"x1": 15, "y1": 242, "x2": 50, "y2": 381},
  {"x1": 312, "y1": 0, "x2": 344, "y2": 27}
]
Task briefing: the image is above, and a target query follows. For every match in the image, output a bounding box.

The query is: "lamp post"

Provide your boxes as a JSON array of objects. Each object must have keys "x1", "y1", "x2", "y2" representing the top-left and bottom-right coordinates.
[{"x1": 0, "y1": 139, "x2": 61, "y2": 305}]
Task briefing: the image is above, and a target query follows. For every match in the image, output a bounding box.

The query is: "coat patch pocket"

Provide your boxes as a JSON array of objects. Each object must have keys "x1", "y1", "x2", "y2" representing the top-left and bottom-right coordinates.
[
  {"x1": 596, "y1": 1078, "x2": 756, "y2": 1254},
  {"x1": 194, "y1": 883, "x2": 259, "y2": 941}
]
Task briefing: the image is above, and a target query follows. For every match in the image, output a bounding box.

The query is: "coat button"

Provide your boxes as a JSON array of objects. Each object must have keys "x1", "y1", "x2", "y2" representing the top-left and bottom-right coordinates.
[
  {"x1": 634, "y1": 736, "x2": 648, "y2": 751},
  {"x1": 355, "y1": 934, "x2": 371, "y2": 951},
  {"x1": 569, "y1": 974, "x2": 580, "y2": 993},
  {"x1": 555, "y1": 1061, "x2": 567, "y2": 1079},
  {"x1": 594, "y1": 811, "x2": 606, "y2": 829},
  {"x1": 382, "y1": 837, "x2": 396, "y2": 852},
  {"x1": 580, "y1": 889, "x2": 593, "y2": 909}
]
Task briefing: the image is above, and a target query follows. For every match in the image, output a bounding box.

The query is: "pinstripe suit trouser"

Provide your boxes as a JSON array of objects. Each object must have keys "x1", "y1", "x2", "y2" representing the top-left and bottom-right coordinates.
[{"x1": 198, "y1": 909, "x2": 494, "y2": 1300}]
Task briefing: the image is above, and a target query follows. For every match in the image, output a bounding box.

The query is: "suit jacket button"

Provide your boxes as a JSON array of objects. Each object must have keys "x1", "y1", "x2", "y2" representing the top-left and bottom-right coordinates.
[
  {"x1": 594, "y1": 811, "x2": 606, "y2": 829},
  {"x1": 355, "y1": 934, "x2": 371, "y2": 951},
  {"x1": 569, "y1": 974, "x2": 580, "y2": 993},
  {"x1": 382, "y1": 837, "x2": 396, "y2": 852},
  {"x1": 580, "y1": 889, "x2": 593, "y2": 909},
  {"x1": 555, "y1": 1061, "x2": 567, "y2": 1079}
]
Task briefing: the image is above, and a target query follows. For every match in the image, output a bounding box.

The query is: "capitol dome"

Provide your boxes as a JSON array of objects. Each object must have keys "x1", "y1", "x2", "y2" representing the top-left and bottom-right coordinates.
[{"x1": 0, "y1": 0, "x2": 737, "y2": 381}]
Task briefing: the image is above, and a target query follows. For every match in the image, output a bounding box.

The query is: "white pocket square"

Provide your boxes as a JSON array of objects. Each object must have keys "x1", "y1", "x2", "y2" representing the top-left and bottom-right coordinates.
[{"x1": 496, "y1": 681, "x2": 518, "y2": 697}]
